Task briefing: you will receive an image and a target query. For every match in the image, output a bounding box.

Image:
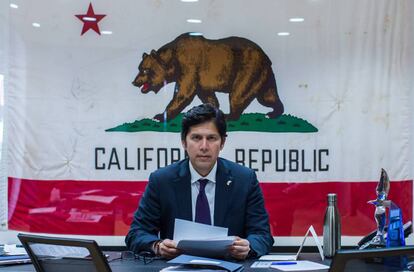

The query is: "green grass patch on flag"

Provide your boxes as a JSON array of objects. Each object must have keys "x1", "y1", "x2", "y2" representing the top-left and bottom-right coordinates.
[{"x1": 106, "y1": 113, "x2": 318, "y2": 133}]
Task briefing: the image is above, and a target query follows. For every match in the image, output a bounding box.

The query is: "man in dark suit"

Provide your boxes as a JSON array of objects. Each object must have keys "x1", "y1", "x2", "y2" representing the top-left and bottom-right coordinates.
[{"x1": 126, "y1": 103, "x2": 274, "y2": 260}]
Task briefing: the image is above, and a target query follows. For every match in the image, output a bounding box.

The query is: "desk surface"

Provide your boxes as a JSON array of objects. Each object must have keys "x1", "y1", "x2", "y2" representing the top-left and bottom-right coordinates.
[{"x1": 0, "y1": 253, "x2": 329, "y2": 272}]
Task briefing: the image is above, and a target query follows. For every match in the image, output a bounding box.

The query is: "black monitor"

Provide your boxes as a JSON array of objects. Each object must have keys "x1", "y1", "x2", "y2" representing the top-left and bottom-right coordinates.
[
  {"x1": 329, "y1": 246, "x2": 414, "y2": 272},
  {"x1": 17, "y1": 233, "x2": 111, "y2": 272}
]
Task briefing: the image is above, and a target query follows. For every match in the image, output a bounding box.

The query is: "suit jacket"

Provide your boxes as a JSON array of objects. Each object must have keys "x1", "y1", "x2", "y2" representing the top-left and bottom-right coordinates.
[{"x1": 125, "y1": 157, "x2": 274, "y2": 257}]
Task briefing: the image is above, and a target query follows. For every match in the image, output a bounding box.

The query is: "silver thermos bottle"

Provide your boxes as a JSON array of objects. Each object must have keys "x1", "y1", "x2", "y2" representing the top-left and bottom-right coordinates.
[{"x1": 323, "y1": 193, "x2": 341, "y2": 258}]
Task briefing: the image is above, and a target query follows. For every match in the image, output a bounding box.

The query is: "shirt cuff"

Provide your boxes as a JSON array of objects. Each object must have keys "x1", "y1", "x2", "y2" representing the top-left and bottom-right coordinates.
[
  {"x1": 151, "y1": 240, "x2": 162, "y2": 256},
  {"x1": 247, "y1": 248, "x2": 258, "y2": 259}
]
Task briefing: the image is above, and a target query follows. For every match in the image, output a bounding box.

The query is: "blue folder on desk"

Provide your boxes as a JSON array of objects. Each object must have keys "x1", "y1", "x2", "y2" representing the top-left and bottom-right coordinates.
[{"x1": 168, "y1": 254, "x2": 243, "y2": 272}]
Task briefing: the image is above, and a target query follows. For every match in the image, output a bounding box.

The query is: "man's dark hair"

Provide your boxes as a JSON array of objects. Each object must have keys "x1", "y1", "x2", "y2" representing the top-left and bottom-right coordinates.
[{"x1": 181, "y1": 103, "x2": 227, "y2": 141}]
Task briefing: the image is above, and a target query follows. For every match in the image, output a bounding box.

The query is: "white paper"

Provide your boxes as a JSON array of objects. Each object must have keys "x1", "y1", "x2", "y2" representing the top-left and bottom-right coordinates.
[
  {"x1": 189, "y1": 259, "x2": 221, "y2": 265},
  {"x1": 161, "y1": 265, "x2": 226, "y2": 272},
  {"x1": 259, "y1": 225, "x2": 324, "y2": 261},
  {"x1": 260, "y1": 253, "x2": 297, "y2": 261},
  {"x1": 251, "y1": 261, "x2": 272, "y2": 268},
  {"x1": 270, "y1": 260, "x2": 329, "y2": 271},
  {"x1": 173, "y1": 219, "x2": 228, "y2": 241},
  {"x1": 3, "y1": 244, "x2": 27, "y2": 255},
  {"x1": 174, "y1": 219, "x2": 234, "y2": 258}
]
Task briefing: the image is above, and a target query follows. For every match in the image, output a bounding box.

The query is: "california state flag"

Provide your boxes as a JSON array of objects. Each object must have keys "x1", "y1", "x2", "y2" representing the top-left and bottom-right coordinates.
[{"x1": 2, "y1": 0, "x2": 413, "y2": 245}]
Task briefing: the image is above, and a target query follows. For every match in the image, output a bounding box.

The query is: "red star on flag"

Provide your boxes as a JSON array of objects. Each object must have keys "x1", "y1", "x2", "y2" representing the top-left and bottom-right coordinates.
[{"x1": 75, "y1": 3, "x2": 106, "y2": 35}]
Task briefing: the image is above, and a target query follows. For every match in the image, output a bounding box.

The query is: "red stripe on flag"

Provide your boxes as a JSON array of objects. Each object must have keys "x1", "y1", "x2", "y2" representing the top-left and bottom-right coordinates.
[
  {"x1": 261, "y1": 181, "x2": 412, "y2": 236},
  {"x1": 8, "y1": 177, "x2": 412, "y2": 236}
]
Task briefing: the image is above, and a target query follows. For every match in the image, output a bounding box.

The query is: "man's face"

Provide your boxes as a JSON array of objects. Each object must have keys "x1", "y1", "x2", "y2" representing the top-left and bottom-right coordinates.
[{"x1": 182, "y1": 120, "x2": 225, "y2": 177}]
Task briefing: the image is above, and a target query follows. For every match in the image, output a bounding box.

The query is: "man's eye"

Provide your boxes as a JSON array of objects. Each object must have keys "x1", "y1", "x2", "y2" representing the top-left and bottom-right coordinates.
[
  {"x1": 191, "y1": 135, "x2": 201, "y2": 141},
  {"x1": 207, "y1": 136, "x2": 219, "y2": 141}
]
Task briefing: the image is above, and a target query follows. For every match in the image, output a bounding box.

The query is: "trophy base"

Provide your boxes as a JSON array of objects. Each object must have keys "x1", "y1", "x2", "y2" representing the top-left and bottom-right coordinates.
[{"x1": 358, "y1": 235, "x2": 386, "y2": 250}]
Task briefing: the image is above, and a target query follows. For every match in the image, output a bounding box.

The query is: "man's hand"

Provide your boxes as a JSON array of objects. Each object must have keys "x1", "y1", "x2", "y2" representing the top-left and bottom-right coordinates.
[
  {"x1": 157, "y1": 239, "x2": 181, "y2": 259},
  {"x1": 229, "y1": 236, "x2": 250, "y2": 260}
]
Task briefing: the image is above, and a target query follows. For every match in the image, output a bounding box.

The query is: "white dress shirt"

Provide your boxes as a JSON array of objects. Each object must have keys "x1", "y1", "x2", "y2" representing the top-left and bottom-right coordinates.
[{"x1": 189, "y1": 161, "x2": 217, "y2": 225}]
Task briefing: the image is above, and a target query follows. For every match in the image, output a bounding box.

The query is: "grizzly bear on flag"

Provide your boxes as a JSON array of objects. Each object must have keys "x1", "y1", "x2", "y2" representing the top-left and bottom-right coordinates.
[{"x1": 132, "y1": 33, "x2": 284, "y2": 121}]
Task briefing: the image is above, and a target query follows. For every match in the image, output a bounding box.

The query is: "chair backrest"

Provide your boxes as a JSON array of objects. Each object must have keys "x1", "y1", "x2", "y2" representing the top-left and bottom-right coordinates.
[{"x1": 18, "y1": 233, "x2": 112, "y2": 272}]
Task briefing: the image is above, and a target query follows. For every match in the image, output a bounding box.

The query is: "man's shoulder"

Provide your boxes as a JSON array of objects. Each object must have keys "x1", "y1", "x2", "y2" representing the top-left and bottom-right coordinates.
[
  {"x1": 150, "y1": 159, "x2": 187, "y2": 179},
  {"x1": 218, "y1": 157, "x2": 254, "y2": 176}
]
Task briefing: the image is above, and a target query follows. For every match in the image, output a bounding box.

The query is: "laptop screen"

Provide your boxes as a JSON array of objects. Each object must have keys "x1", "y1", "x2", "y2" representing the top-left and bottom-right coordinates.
[
  {"x1": 330, "y1": 246, "x2": 414, "y2": 272},
  {"x1": 18, "y1": 233, "x2": 111, "y2": 272}
]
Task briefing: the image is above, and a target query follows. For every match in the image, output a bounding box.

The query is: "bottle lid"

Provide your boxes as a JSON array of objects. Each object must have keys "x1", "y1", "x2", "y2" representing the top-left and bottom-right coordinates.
[{"x1": 327, "y1": 193, "x2": 337, "y2": 202}]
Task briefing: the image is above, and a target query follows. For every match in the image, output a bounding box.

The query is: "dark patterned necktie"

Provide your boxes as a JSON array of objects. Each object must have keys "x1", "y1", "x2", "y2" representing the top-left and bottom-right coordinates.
[{"x1": 195, "y1": 179, "x2": 211, "y2": 225}]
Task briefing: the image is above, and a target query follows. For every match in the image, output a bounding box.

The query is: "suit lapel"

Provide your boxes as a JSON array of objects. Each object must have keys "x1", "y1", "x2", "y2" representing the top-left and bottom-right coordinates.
[
  {"x1": 174, "y1": 159, "x2": 192, "y2": 221},
  {"x1": 214, "y1": 158, "x2": 234, "y2": 227}
]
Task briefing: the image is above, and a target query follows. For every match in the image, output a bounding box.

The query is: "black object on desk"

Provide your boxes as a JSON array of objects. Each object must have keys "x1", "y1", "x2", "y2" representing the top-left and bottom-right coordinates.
[
  {"x1": 329, "y1": 246, "x2": 414, "y2": 272},
  {"x1": 17, "y1": 233, "x2": 111, "y2": 272}
]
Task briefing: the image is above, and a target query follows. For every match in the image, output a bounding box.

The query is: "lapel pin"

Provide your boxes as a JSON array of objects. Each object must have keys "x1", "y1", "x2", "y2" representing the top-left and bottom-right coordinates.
[{"x1": 227, "y1": 180, "x2": 232, "y2": 186}]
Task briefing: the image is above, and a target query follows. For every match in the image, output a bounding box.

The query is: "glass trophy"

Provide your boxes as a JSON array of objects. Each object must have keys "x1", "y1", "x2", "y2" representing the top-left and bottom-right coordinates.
[
  {"x1": 359, "y1": 169, "x2": 405, "y2": 249},
  {"x1": 357, "y1": 169, "x2": 407, "y2": 268}
]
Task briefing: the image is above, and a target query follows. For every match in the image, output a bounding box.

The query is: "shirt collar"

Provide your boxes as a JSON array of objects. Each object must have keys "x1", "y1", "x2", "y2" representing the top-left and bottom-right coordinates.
[{"x1": 189, "y1": 160, "x2": 217, "y2": 184}]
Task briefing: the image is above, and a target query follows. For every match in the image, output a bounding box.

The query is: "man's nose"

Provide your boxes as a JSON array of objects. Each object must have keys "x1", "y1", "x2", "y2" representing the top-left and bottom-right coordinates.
[{"x1": 200, "y1": 138, "x2": 208, "y2": 150}]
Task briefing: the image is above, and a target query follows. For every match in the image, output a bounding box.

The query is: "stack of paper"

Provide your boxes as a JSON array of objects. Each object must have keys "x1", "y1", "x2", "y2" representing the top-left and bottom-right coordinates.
[
  {"x1": 174, "y1": 219, "x2": 234, "y2": 258},
  {"x1": 161, "y1": 265, "x2": 226, "y2": 271},
  {"x1": 0, "y1": 244, "x2": 31, "y2": 265},
  {"x1": 251, "y1": 261, "x2": 329, "y2": 271},
  {"x1": 0, "y1": 255, "x2": 32, "y2": 265},
  {"x1": 2, "y1": 244, "x2": 27, "y2": 256}
]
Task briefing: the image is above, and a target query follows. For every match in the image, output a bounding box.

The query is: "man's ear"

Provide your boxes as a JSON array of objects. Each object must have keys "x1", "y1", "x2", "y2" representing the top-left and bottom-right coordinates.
[
  {"x1": 181, "y1": 140, "x2": 187, "y2": 150},
  {"x1": 220, "y1": 137, "x2": 226, "y2": 150}
]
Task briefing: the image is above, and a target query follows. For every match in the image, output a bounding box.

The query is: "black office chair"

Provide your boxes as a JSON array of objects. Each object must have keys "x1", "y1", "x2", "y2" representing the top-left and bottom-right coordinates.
[{"x1": 18, "y1": 233, "x2": 112, "y2": 272}]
